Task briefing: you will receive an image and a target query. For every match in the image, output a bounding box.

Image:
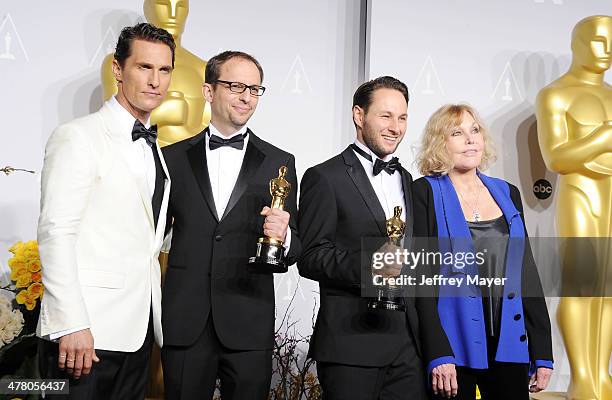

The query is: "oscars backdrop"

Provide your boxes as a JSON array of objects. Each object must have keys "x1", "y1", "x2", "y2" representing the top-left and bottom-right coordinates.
[{"x1": 1, "y1": 0, "x2": 610, "y2": 395}]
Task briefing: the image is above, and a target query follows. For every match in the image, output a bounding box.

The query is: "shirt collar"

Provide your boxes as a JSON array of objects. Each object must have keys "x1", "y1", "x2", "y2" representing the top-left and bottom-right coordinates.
[
  {"x1": 208, "y1": 123, "x2": 249, "y2": 140},
  {"x1": 353, "y1": 139, "x2": 395, "y2": 163},
  {"x1": 107, "y1": 96, "x2": 152, "y2": 139}
]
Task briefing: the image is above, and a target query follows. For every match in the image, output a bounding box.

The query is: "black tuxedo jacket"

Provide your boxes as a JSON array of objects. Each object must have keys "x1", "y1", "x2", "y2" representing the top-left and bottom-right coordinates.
[
  {"x1": 297, "y1": 146, "x2": 453, "y2": 368},
  {"x1": 161, "y1": 128, "x2": 301, "y2": 350}
]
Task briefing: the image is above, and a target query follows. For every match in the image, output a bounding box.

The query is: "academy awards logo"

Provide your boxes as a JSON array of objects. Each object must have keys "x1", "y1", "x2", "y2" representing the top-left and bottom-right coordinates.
[
  {"x1": 88, "y1": 26, "x2": 118, "y2": 67},
  {"x1": 281, "y1": 54, "x2": 313, "y2": 95},
  {"x1": 491, "y1": 61, "x2": 524, "y2": 102},
  {"x1": 533, "y1": 179, "x2": 553, "y2": 199},
  {"x1": 0, "y1": 14, "x2": 29, "y2": 62},
  {"x1": 412, "y1": 55, "x2": 445, "y2": 97}
]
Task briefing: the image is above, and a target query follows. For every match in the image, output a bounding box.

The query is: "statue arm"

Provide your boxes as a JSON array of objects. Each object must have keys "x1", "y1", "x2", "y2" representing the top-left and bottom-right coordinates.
[{"x1": 536, "y1": 90, "x2": 612, "y2": 174}]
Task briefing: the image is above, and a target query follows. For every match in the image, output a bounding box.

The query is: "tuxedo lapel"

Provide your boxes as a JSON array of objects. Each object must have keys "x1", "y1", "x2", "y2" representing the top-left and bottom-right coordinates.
[
  {"x1": 401, "y1": 169, "x2": 414, "y2": 239},
  {"x1": 99, "y1": 104, "x2": 155, "y2": 229},
  {"x1": 221, "y1": 130, "x2": 265, "y2": 221},
  {"x1": 341, "y1": 147, "x2": 387, "y2": 236},
  {"x1": 187, "y1": 129, "x2": 219, "y2": 221},
  {"x1": 154, "y1": 142, "x2": 171, "y2": 245}
]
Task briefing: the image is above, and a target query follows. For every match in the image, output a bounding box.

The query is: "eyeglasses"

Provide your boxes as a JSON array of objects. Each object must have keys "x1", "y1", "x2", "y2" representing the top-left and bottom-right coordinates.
[{"x1": 214, "y1": 80, "x2": 266, "y2": 97}]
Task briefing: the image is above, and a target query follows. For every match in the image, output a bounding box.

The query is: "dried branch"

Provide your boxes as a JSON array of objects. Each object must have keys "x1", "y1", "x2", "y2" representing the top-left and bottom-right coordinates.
[
  {"x1": 270, "y1": 294, "x2": 321, "y2": 400},
  {"x1": 1, "y1": 166, "x2": 35, "y2": 175}
]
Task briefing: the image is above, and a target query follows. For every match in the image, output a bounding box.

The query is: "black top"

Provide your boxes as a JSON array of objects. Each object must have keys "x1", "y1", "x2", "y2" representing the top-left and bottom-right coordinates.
[{"x1": 467, "y1": 215, "x2": 508, "y2": 338}]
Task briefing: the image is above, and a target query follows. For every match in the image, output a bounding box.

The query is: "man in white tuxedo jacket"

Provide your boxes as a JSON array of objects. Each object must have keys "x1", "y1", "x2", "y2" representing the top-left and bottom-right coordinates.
[{"x1": 37, "y1": 23, "x2": 175, "y2": 399}]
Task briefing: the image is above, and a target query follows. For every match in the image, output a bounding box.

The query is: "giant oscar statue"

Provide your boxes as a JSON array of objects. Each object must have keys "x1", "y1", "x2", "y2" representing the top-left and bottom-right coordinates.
[
  {"x1": 536, "y1": 15, "x2": 612, "y2": 400},
  {"x1": 102, "y1": 0, "x2": 210, "y2": 146}
]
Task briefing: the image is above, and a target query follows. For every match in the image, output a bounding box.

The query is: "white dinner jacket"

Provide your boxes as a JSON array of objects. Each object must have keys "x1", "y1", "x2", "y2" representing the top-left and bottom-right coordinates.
[{"x1": 36, "y1": 102, "x2": 170, "y2": 352}]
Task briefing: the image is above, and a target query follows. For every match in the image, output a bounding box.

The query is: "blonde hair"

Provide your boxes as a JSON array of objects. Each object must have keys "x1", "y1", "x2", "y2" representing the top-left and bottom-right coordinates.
[{"x1": 416, "y1": 104, "x2": 496, "y2": 176}]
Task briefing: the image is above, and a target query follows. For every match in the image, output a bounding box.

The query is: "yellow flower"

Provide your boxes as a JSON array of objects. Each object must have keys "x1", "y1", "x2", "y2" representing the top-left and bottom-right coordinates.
[
  {"x1": 24, "y1": 241, "x2": 39, "y2": 256},
  {"x1": 9, "y1": 262, "x2": 28, "y2": 281},
  {"x1": 27, "y1": 283, "x2": 44, "y2": 300},
  {"x1": 15, "y1": 290, "x2": 28, "y2": 305},
  {"x1": 8, "y1": 241, "x2": 25, "y2": 255},
  {"x1": 24, "y1": 248, "x2": 39, "y2": 260},
  {"x1": 8, "y1": 257, "x2": 26, "y2": 271},
  {"x1": 27, "y1": 259, "x2": 41, "y2": 273},
  {"x1": 7, "y1": 240, "x2": 42, "y2": 295},
  {"x1": 15, "y1": 290, "x2": 37, "y2": 311},
  {"x1": 15, "y1": 271, "x2": 32, "y2": 288},
  {"x1": 31, "y1": 272, "x2": 42, "y2": 283},
  {"x1": 24, "y1": 299, "x2": 36, "y2": 311}
]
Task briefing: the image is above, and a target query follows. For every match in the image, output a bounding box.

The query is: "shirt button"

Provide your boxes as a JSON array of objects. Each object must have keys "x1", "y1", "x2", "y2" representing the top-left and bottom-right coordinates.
[
  {"x1": 514, "y1": 314, "x2": 522, "y2": 321},
  {"x1": 520, "y1": 334, "x2": 527, "y2": 342},
  {"x1": 215, "y1": 235, "x2": 223, "y2": 241},
  {"x1": 508, "y1": 292, "x2": 516, "y2": 299}
]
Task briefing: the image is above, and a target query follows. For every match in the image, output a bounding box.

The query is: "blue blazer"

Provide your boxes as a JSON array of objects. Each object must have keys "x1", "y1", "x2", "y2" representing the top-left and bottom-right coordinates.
[{"x1": 412, "y1": 173, "x2": 553, "y2": 371}]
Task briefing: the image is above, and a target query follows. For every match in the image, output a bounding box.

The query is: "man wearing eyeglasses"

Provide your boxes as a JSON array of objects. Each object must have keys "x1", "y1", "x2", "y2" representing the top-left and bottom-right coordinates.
[{"x1": 160, "y1": 51, "x2": 301, "y2": 400}]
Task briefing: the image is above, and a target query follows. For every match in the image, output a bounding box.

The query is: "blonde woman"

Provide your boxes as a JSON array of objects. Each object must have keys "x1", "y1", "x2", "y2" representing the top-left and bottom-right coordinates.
[{"x1": 412, "y1": 104, "x2": 553, "y2": 400}]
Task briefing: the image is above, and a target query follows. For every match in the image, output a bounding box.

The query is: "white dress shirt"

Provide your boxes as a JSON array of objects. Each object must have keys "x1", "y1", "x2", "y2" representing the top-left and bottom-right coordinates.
[
  {"x1": 108, "y1": 96, "x2": 156, "y2": 197},
  {"x1": 206, "y1": 124, "x2": 250, "y2": 219},
  {"x1": 206, "y1": 123, "x2": 291, "y2": 250},
  {"x1": 49, "y1": 96, "x2": 157, "y2": 340},
  {"x1": 352, "y1": 140, "x2": 406, "y2": 221}
]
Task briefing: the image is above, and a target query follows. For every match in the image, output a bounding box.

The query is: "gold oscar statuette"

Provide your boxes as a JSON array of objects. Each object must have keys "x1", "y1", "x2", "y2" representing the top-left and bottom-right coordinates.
[
  {"x1": 368, "y1": 206, "x2": 406, "y2": 312},
  {"x1": 248, "y1": 166, "x2": 291, "y2": 273},
  {"x1": 534, "y1": 15, "x2": 612, "y2": 400}
]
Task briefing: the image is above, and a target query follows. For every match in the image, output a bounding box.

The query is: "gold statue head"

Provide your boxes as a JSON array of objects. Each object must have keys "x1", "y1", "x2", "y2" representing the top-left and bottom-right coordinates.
[
  {"x1": 386, "y1": 206, "x2": 405, "y2": 240},
  {"x1": 269, "y1": 165, "x2": 291, "y2": 211},
  {"x1": 570, "y1": 15, "x2": 612, "y2": 73},
  {"x1": 144, "y1": 0, "x2": 189, "y2": 38},
  {"x1": 270, "y1": 166, "x2": 291, "y2": 198}
]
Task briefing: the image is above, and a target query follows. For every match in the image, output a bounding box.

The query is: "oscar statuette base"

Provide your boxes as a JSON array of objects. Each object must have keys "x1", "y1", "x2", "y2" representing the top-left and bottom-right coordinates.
[
  {"x1": 248, "y1": 241, "x2": 288, "y2": 273},
  {"x1": 367, "y1": 288, "x2": 405, "y2": 312}
]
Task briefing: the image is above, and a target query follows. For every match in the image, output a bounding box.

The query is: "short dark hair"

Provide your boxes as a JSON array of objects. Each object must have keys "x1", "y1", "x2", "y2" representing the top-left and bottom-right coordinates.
[
  {"x1": 352, "y1": 76, "x2": 409, "y2": 113},
  {"x1": 114, "y1": 23, "x2": 176, "y2": 68},
  {"x1": 205, "y1": 51, "x2": 264, "y2": 85}
]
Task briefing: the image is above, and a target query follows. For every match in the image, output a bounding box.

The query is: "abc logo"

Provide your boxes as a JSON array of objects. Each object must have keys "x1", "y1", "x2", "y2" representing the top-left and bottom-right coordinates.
[{"x1": 533, "y1": 179, "x2": 552, "y2": 200}]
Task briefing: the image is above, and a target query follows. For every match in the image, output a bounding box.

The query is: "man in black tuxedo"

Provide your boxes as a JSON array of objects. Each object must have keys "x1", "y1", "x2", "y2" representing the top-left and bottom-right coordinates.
[
  {"x1": 161, "y1": 51, "x2": 300, "y2": 400},
  {"x1": 298, "y1": 76, "x2": 457, "y2": 399}
]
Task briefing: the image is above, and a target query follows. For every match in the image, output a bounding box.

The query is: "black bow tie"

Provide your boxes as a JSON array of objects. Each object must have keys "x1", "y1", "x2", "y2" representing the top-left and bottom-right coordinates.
[
  {"x1": 131, "y1": 120, "x2": 157, "y2": 147},
  {"x1": 351, "y1": 144, "x2": 401, "y2": 176},
  {"x1": 209, "y1": 132, "x2": 247, "y2": 150},
  {"x1": 373, "y1": 158, "x2": 401, "y2": 176}
]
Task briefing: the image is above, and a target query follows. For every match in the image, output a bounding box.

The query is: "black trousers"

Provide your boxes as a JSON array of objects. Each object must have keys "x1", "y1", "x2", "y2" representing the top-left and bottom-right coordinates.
[
  {"x1": 161, "y1": 315, "x2": 272, "y2": 400},
  {"x1": 38, "y1": 314, "x2": 154, "y2": 400},
  {"x1": 316, "y1": 334, "x2": 427, "y2": 400}
]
